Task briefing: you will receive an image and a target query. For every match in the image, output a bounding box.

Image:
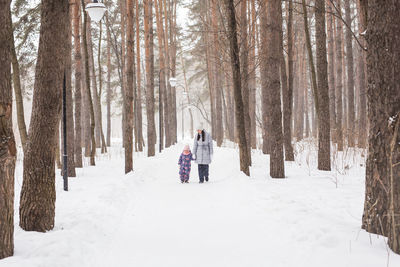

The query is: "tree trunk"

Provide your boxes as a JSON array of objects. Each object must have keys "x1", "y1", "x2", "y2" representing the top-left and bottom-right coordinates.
[
  {"x1": 224, "y1": 0, "x2": 250, "y2": 176},
  {"x1": 315, "y1": 0, "x2": 331, "y2": 171},
  {"x1": 9, "y1": 8, "x2": 27, "y2": 152},
  {"x1": 144, "y1": 0, "x2": 156, "y2": 156},
  {"x1": 327, "y1": 1, "x2": 336, "y2": 144},
  {"x1": 281, "y1": 0, "x2": 294, "y2": 161},
  {"x1": 97, "y1": 22, "x2": 107, "y2": 153},
  {"x1": 335, "y1": 2, "x2": 344, "y2": 151},
  {"x1": 344, "y1": 0, "x2": 355, "y2": 147},
  {"x1": 362, "y1": 0, "x2": 400, "y2": 245},
  {"x1": 124, "y1": 0, "x2": 135, "y2": 173},
  {"x1": 0, "y1": 0, "x2": 16, "y2": 258},
  {"x1": 264, "y1": 0, "x2": 285, "y2": 178},
  {"x1": 356, "y1": 0, "x2": 367, "y2": 148},
  {"x1": 73, "y1": 0, "x2": 83, "y2": 167},
  {"x1": 249, "y1": 0, "x2": 257, "y2": 149},
  {"x1": 240, "y1": 0, "x2": 252, "y2": 163},
  {"x1": 81, "y1": 0, "x2": 96, "y2": 165},
  {"x1": 211, "y1": 0, "x2": 223, "y2": 146},
  {"x1": 135, "y1": 0, "x2": 144, "y2": 151},
  {"x1": 19, "y1": 0, "x2": 69, "y2": 231},
  {"x1": 155, "y1": 0, "x2": 166, "y2": 150}
]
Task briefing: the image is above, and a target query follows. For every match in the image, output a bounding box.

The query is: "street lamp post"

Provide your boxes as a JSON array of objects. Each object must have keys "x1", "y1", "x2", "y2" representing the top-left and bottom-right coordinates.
[{"x1": 61, "y1": 0, "x2": 106, "y2": 191}]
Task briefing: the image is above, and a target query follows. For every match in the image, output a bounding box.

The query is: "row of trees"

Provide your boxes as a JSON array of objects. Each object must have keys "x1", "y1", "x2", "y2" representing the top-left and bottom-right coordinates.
[
  {"x1": 187, "y1": 0, "x2": 399, "y2": 254},
  {"x1": 0, "y1": 0, "x2": 182, "y2": 258}
]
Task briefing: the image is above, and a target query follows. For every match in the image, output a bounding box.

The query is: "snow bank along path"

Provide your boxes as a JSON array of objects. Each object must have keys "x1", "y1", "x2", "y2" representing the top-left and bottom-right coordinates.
[{"x1": 2, "y1": 141, "x2": 400, "y2": 267}]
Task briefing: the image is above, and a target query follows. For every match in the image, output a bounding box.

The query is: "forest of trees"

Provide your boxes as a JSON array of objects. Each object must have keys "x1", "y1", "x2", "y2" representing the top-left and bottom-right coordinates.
[{"x1": 0, "y1": 0, "x2": 399, "y2": 259}]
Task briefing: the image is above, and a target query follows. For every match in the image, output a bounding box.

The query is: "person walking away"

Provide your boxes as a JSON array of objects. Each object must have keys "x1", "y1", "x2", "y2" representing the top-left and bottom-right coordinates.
[
  {"x1": 178, "y1": 144, "x2": 194, "y2": 183},
  {"x1": 193, "y1": 124, "x2": 213, "y2": 183}
]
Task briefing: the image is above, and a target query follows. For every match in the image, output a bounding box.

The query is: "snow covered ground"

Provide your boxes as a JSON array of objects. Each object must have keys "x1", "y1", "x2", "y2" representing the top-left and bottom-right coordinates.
[{"x1": 1, "y1": 140, "x2": 400, "y2": 267}]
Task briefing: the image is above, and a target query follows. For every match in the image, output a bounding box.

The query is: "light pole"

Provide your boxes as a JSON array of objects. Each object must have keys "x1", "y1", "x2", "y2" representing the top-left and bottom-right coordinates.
[
  {"x1": 158, "y1": 67, "x2": 176, "y2": 153},
  {"x1": 60, "y1": 0, "x2": 106, "y2": 191}
]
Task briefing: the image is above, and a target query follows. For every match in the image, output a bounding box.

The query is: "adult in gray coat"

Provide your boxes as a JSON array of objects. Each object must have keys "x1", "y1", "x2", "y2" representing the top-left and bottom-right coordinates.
[{"x1": 193, "y1": 125, "x2": 213, "y2": 183}]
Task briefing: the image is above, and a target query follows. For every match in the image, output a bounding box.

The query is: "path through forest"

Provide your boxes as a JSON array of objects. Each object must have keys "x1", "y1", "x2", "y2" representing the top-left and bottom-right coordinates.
[{"x1": 3, "y1": 142, "x2": 399, "y2": 267}]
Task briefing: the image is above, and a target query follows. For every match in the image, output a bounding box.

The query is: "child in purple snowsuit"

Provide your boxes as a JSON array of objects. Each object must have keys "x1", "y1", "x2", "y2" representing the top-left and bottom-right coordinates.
[{"x1": 178, "y1": 144, "x2": 194, "y2": 183}]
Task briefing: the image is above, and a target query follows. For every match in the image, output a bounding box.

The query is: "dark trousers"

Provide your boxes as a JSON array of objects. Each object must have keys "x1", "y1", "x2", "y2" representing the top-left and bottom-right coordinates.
[{"x1": 198, "y1": 164, "x2": 209, "y2": 182}]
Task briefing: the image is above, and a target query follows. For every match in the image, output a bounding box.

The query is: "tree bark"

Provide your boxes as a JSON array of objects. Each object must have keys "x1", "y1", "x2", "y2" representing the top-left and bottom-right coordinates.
[
  {"x1": 224, "y1": 0, "x2": 250, "y2": 176},
  {"x1": 264, "y1": 0, "x2": 285, "y2": 178},
  {"x1": 335, "y1": 2, "x2": 344, "y2": 151},
  {"x1": 240, "y1": 0, "x2": 252, "y2": 163},
  {"x1": 362, "y1": 0, "x2": 400, "y2": 245},
  {"x1": 81, "y1": 0, "x2": 96, "y2": 165},
  {"x1": 315, "y1": 0, "x2": 331, "y2": 171},
  {"x1": 144, "y1": 0, "x2": 156, "y2": 156},
  {"x1": 0, "y1": 0, "x2": 16, "y2": 258},
  {"x1": 73, "y1": 0, "x2": 83, "y2": 167},
  {"x1": 9, "y1": 8, "x2": 28, "y2": 152},
  {"x1": 19, "y1": 0, "x2": 69, "y2": 231},
  {"x1": 281, "y1": 0, "x2": 294, "y2": 161},
  {"x1": 344, "y1": 0, "x2": 355, "y2": 147},
  {"x1": 135, "y1": 0, "x2": 144, "y2": 151}
]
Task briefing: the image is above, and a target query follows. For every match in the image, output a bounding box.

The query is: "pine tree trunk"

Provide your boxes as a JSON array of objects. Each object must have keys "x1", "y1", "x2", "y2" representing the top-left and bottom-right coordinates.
[
  {"x1": 356, "y1": 0, "x2": 367, "y2": 148},
  {"x1": 124, "y1": 0, "x2": 135, "y2": 173},
  {"x1": 211, "y1": 0, "x2": 223, "y2": 146},
  {"x1": 281, "y1": 0, "x2": 294, "y2": 161},
  {"x1": 260, "y1": 0, "x2": 271, "y2": 154},
  {"x1": 224, "y1": 0, "x2": 250, "y2": 176},
  {"x1": 327, "y1": 1, "x2": 336, "y2": 144},
  {"x1": 264, "y1": 0, "x2": 285, "y2": 178},
  {"x1": 135, "y1": 0, "x2": 144, "y2": 151},
  {"x1": 19, "y1": 0, "x2": 69, "y2": 231},
  {"x1": 9, "y1": 8, "x2": 27, "y2": 152},
  {"x1": 144, "y1": 0, "x2": 156, "y2": 156},
  {"x1": 0, "y1": 0, "x2": 16, "y2": 258},
  {"x1": 335, "y1": 3, "x2": 344, "y2": 151},
  {"x1": 315, "y1": 0, "x2": 331, "y2": 171},
  {"x1": 240, "y1": 0, "x2": 252, "y2": 163},
  {"x1": 249, "y1": 0, "x2": 257, "y2": 149},
  {"x1": 155, "y1": 0, "x2": 166, "y2": 150},
  {"x1": 362, "y1": 0, "x2": 400, "y2": 244},
  {"x1": 344, "y1": 0, "x2": 355, "y2": 147},
  {"x1": 73, "y1": 0, "x2": 83, "y2": 167},
  {"x1": 81, "y1": 0, "x2": 96, "y2": 165}
]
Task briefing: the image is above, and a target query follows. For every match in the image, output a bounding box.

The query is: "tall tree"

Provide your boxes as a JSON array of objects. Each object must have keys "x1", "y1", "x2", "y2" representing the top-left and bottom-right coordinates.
[
  {"x1": 144, "y1": 0, "x2": 156, "y2": 156},
  {"x1": 106, "y1": 13, "x2": 112, "y2": 147},
  {"x1": 0, "y1": 0, "x2": 16, "y2": 259},
  {"x1": 281, "y1": 0, "x2": 294, "y2": 161},
  {"x1": 264, "y1": 0, "x2": 285, "y2": 178},
  {"x1": 19, "y1": 0, "x2": 69, "y2": 231},
  {"x1": 9, "y1": 8, "x2": 28, "y2": 152},
  {"x1": 224, "y1": 0, "x2": 250, "y2": 176},
  {"x1": 335, "y1": 1, "x2": 344, "y2": 151},
  {"x1": 344, "y1": 0, "x2": 355, "y2": 147},
  {"x1": 81, "y1": 0, "x2": 96, "y2": 165},
  {"x1": 135, "y1": 0, "x2": 144, "y2": 151},
  {"x1": 361, "y1": 0, "x2": 400, "y2": 253},
  {"x1": 327, "y1": 1, "x2": 336, "y2": 144},
  {"x1": 73, "y1": 0, "x2": 83, "y2": 167},
  {"x1": 315, "y1": 0, "x2": 331, "y2": 170},
  {"x1": 124, "y1": 0, "x2": 135, "y2": 173},
  {"x1": 239, "y1": 0, "x2": 252, "y2": 163}
]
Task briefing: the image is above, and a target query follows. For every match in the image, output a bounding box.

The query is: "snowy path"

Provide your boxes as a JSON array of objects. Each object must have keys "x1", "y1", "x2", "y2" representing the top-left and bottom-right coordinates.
[{"x1": 2, "y1": 142, "x2": 400, "y2": 267}]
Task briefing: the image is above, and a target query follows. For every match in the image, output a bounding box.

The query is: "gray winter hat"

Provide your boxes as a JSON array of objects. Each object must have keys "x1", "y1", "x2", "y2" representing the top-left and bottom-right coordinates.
[{"x1": 196, "y1": 122, "x2": 204, "y2": 130}]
